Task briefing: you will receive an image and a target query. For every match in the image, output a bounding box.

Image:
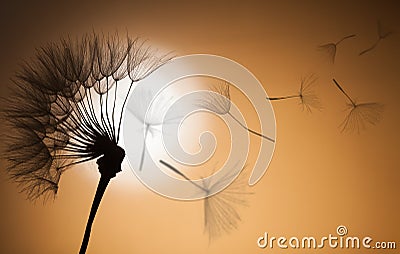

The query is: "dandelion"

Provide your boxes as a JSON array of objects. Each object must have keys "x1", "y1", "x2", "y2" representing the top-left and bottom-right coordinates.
[
  {"x1": 267, "y1": 74, "x2": 323, "y2": 113},
  {"x1": 126, "y1": 85, "x2": 182, "y2": 171},
  {"x1": 198, "y1": 81, "x2": 275, "y2": 142},
  {"x1": 2, "y1": 32, "x2": 172, "y2": 253},
  {"x1": 359, "y1": 20, "x2": 393, "y2": 56},
  {"x1": 159, "y1": 160, "x2": 251, "y2": 241},
  {"x1": 332, "y1": 78, "x2": 384, "y2": 133},
  {"x1": 318, "y1": 34, "x2": 356, "y2": 63}
]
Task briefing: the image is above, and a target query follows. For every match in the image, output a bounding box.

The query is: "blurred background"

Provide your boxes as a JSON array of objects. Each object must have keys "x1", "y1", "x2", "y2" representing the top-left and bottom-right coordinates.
[{"x1": 0, "y1": 0, "x2": 399, "y2": 253}]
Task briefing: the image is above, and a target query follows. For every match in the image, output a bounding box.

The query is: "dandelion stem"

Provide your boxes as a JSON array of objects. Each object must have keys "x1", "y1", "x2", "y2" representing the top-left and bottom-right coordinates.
[
  {"x1": 79, "y1": 175, "x2": 111, "y2": 254},
  {"x1": 111, "y1": 81, "x2": 118, "y2": 140},
  {"x1": 104, "y1": 77, "x2": 114, "y2": 139},
  {"x1": 360, "y1": 21, "x2": 392, "y2": 56},
  {"x1": 336, "y1": 34, "x2": 356, "y2": 45},
  {"x1": 116, "y1": 80, "x2": 134, "y2": 143},
  {"x1": 332, "y1": 79, "x2": 356, "y2": 106},
  {"x1": 138, "y1": 124, "x2": 150, "y2": 171},
  {"x1": 227, "y1": 112, "x2": 275, "y2": 143},
  {"x1": 359, "y1": 40, "x2": 380, "y2": 56},
  {"x1": 267, "y1": 94, "x2": 299, "y2": 101},
  {"x1": 159, "y1": 160, "x2": 208, "y2": 192},
  {"x1": 69, "y1": 99, "x2": 94, "y2": 135},
  {"x1": 58, "y1": 157, "x2": 96, "y2": 169},
  {"x1": 76, "y1": 87, "x2": 97, "y2": 135},
  {"x1": 87, "y1": 88, "x2": 106, "y2": 136},
  {"x1": 99, "y1": 93, "x2": 113, "y2": 140}
]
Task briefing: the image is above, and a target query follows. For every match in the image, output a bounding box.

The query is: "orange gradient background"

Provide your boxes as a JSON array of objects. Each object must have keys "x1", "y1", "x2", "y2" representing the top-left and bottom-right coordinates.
[{"x1": 0, "y1": 1, "x2": 399, "y2": 253}]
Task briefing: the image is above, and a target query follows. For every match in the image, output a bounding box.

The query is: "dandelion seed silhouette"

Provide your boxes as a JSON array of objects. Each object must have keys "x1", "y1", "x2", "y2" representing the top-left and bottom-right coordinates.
[
  {"x1": 332, "y1": 78, "x2": 384, "y2": 133},
  {"x1": 359, "y1": 20, "x2": 393, "y2": 56},
  {"x1": 124, "y1": 84, "x2": 182, "y2": 172},
  {"x1": 2, "y1": 32, "x2": 171, "y2": 253},
  {"x1": 159, "y1": 160, "x2": 252, "y2": 241},
  {"x1": 267, "y1": 74, "x2": 322, "y2": 113},
  {"x1": 199, "y1": 81, "x2": 275, "y2": 142},
  {"x1": 318, "y1": 34, "x2": 356, "y2": 63}
]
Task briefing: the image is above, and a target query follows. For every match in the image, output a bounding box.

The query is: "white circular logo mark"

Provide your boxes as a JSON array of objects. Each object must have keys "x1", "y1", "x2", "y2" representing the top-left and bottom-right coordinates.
[
  {"x1": 337, "y1": 225, "x2": 348, "y2": 236},
  {"x1": 123, "y1": 54, "x2": 276, "y2": 200}
]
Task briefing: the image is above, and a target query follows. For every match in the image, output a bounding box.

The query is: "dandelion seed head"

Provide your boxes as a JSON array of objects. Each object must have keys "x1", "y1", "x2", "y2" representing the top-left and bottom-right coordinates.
[
  {"x1": 298, "y1": 74, "x2": 323, "y2": 112},
  {"x1": 333, "y1": 78, "x2": 384, "y2": 133},
  {"x1": 340, "y1": 102, "x2": 384, "y2": 133},
  {"x1": 318, "y1": 34, "x2": 355, "y2": 63},
  {"x1": 201, "y1": 167, "x2": 252, "y2": 241},
  {"x1": 95, "y1": 32, "x2": 131, "y2": 79},
  {"x1": 42, "y1": 35, "x2": 95, "y2": 83},
  {"x1": 2, "y1": 32, "x2": 171, "y2": 201},
  {"x1": 128, "y1": 86, "x2": 177, "y2": 127},
  {"x1": 377, "y1": 20, "x2": 393, "y2": 39},
  {"x1": 318, "y1": 43, "x2": 337, "y2": 63},
  {"x1": 127, "y1": 38, "x2": 173, "y2": 82},
  {"x1": 197, "y1": 81, "x2": 231, "y2": 115}
]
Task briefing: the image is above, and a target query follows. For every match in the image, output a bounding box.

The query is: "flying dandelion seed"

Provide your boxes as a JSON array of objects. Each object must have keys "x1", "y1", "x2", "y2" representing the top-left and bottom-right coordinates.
[
  {"x1": 2, "y1": 32, "x2": 172, "y2": 253},
  {"x1": 126, "y1": 85, "x2": 183, "y2": 171},
  {"x1": 332, "y1": 78, "x2": 384, "y2": 133},
  {"x1": 359, "y1": 20, "x2": 393, "y2": 56},
  {"x1": 159, "y1": 160, "x2": 252, "y2": 241},
  {"x1": 267, "y1": 74, "x2": 323, "y2": 113},
  {"x1": 198, "y1": 81, "x2": 275, "y2": 142},
  {"x1": 318, "y1": 34, "x2": 356, "y2": 63}
]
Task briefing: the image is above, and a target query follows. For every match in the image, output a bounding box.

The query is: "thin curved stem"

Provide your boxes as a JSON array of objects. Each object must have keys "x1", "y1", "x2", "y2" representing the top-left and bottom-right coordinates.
[
  {"x1": 111, "y1": 81, "x2": 118, "y2": 140},
  {"x1": 99, "y1": 93, "x2": 112, "y2": 140},
  {"x1": 227, "y1": 112, "x2": 275, "y2": 143},
  {"x1": 87, "y1": 88, "x2": 106, "y2": 137},
  {"x1": 336, "y1": 34, "x2": 356, "y2": 45},
  {"x1": 104, "y1": 77, "x2": 115, "y2": 140},
  {"x1": 138, "y1": 124, "x2": 150, "y2": 171},
  {"x1": 332, "y1": 79, "x2": 356, "y2": 106},
  {"x1": 116, "y1": 81, "x2": 134, "y2": 143},
  {"x1": 79, "y1": 175, "x2": 111, "y2": 254},
  {"x1": 267, "y1": 94, "x2": 299, "y2": 101},
  {"x1": 159, "y1": 160, "x2": 208, "y2": 192},
  {"x1": 359, "y1": 39, "x2": 380, "y2": 56},
  {"x1": 59, "y1": 156, "x2": 97, "y2": 170}
]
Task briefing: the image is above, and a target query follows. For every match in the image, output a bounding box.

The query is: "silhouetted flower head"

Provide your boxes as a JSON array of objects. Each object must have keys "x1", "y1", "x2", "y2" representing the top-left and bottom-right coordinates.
[{"x1": 2, "y1": 32, "x2": 172, "y2": 201}]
